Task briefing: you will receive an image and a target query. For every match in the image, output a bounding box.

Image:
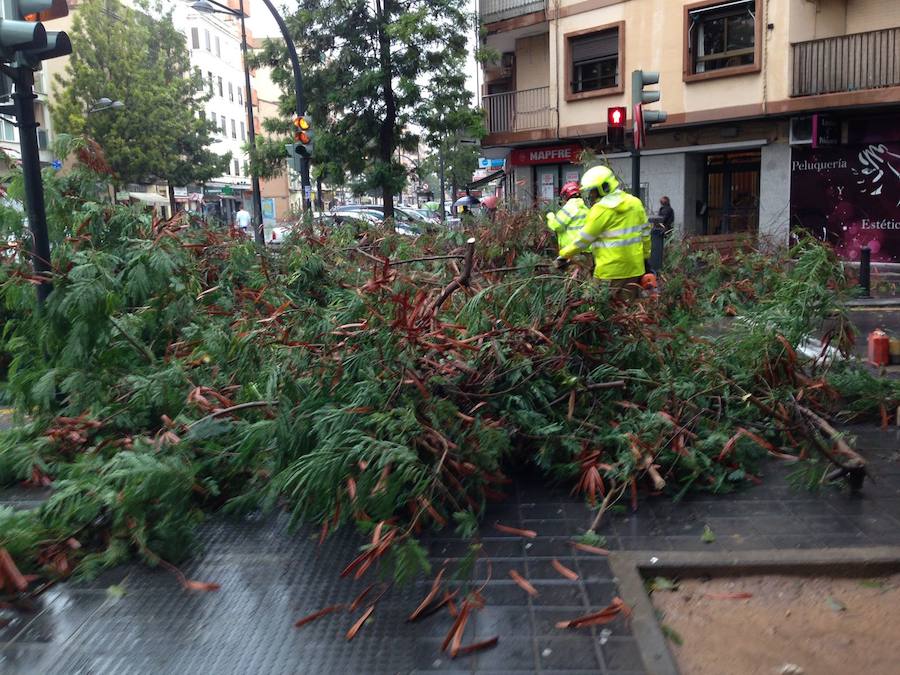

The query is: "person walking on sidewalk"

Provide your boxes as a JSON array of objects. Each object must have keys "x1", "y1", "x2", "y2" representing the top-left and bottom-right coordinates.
[
  {"x1": 235, "y1": 203, "x2": 252, "y2": 235},
  {"x1": 546, "y1": 181, "x2": 588, "y2": 251},
  {"x1": 658, "y1": 196, "x2": 674, "y2": 233},
  {"x1": 555, "y1": 166, "x2": 649, "y2": 298}
]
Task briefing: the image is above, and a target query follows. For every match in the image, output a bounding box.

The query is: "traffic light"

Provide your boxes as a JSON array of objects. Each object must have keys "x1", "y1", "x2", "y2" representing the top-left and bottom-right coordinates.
[
  {"x1": 0, "y1": 0, "x2": 70, "y2": 66},
  {"x1": 292, "y1": 115, "x2": 313, "y2": 158},
  {"x1": 631, "y1": 70, "x2": 667, "y2": 150},
  {"x1": 607, "y1": 106, "x2": 626, "y2": 148}
]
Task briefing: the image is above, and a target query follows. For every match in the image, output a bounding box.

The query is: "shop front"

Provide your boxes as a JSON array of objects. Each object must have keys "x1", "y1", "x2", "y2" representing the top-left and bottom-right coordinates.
[
  {"x1": 791, "y1": 114, "x2": 900, "y2": 264},
  {"x1": 509, "y1": 143, "x2": 583, "y2": 205}
]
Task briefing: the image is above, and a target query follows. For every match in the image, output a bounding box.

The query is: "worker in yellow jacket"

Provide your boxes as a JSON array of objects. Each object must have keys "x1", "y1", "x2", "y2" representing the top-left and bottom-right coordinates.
[
  {"x1": 555, "y1": 166, "x2": 650, "y2": 297},
  {"x1": 546, "y1": 181, "x2": 588, "y2": 250}
]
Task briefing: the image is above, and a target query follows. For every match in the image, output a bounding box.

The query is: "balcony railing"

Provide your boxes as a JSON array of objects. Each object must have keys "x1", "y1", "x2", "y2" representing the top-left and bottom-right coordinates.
[
  {"x1": 483, "y1": 86, "x2": 551, "y2": 135},
  {"x1": 480, "y1": 0, "x2": 545, "y2": 24},
  {"x1": 791, "y1": 27, "x2": 900, "y2": 97}
]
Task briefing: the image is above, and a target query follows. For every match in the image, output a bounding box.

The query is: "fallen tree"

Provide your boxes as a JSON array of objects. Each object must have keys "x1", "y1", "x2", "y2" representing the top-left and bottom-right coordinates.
[{"x1": 0, "y1": 156, "x2": 896, "y2": 591}]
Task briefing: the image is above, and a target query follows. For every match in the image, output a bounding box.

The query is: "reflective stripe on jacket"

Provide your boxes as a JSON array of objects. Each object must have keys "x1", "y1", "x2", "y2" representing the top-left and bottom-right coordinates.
[
  {"x1": 558, "y1": 191, "x2": 649, "y2": 280},
  {"x1": 546, "y1": 197, "x2": 588, "y2": 250}
]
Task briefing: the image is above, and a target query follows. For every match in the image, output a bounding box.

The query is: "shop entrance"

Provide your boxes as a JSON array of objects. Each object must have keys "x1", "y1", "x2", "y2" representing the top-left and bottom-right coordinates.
[{"x1": 702, "y1": 150, "x2": 761, "y2": 236}]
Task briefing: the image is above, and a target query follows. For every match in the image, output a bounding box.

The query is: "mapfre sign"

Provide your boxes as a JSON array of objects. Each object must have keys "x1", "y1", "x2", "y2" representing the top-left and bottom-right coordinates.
[{"x1": 510, "y1": 144, "x2": 582, "y2": 166}]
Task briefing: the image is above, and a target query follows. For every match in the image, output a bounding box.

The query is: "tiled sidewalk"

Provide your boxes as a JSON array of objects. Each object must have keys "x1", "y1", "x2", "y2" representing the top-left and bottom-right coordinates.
[{"x1": 0, "y1": 425, "x2": 898, "y2": 674}]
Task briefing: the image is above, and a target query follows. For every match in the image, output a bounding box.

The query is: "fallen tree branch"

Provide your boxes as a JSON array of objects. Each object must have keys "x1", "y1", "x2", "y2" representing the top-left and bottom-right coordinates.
[
  {"x1": 108, "y1": 316, "x2": 155, "y2": 364},
  {"x1": 390, "y1": 254, "x2": 465, "y2": 267},
  {"x1": 430, "y1": 237, "x2": 475, "y2": 316},
  {"x1": 188, "y1": 401, "x2": 278, "y2": 427},
  {"x1": 793, "y1": 403, "x2": 866, "y2": 470}
]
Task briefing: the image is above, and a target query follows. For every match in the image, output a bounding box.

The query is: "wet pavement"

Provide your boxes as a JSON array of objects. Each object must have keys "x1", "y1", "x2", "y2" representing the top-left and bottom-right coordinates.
[{"x1": 1, "y1": 425, "x2": 898, "y2": 674}]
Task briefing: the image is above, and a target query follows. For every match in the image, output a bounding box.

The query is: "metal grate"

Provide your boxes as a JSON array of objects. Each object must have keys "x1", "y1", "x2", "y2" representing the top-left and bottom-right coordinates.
[
  {"x1": 791, "y1": 27, "x2": 900, "y2": 97},
  {"x1": 483, "y1": 86, "x2": 552, "y2": 135}
]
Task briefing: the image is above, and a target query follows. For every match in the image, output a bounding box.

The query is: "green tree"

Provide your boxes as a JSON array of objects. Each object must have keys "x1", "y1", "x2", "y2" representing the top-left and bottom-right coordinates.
[
  {"x1": 254, "y1": 0, "x2": 478, "y2": 219},
  {"x1": 52, "y1": 0, "x2": 228, "y2": 208}
]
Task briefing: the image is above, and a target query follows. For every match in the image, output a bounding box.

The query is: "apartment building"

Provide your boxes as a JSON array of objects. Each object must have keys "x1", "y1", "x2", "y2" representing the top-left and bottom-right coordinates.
[
  {"x1": 172, "y1": 0, "x2": 260, "y2": 224},
  {"x1": 480, "y1": 0, "x2": 900, "y2": 263}
]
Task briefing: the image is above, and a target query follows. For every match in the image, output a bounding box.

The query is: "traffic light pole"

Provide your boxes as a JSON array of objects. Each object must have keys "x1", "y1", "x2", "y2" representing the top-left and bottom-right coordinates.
[
  {"x1": 630, "y1": 146, "x2": 640, "y2": 200},
  {"x1": 11, "y1": 66, "x2": 53, "y2": 303},
  {"x1": 257, "y1": 0, "x2": 312, "y2": 211}
]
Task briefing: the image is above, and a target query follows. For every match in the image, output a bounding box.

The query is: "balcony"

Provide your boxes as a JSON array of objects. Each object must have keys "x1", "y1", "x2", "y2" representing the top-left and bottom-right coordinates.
[
  {"x1": 483, "y1": 87, "x2": 552, "y2": 135},
  {"x1": 480, "y1": 0, "x2": 545, "y2": 25},
  {"x1": 791, "y1": 27, "x2": 900, "y2": 97}
]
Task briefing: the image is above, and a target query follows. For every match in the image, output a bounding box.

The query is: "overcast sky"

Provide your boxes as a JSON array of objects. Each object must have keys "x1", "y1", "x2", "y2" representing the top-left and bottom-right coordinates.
[{"x1": 247, "y1": 0, "x2": 481, "y2": 106}]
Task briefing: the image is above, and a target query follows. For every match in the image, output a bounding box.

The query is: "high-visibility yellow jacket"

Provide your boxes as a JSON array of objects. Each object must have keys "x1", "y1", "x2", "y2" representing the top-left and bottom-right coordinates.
[
  {"x1": 546, "y1": 197, "x2": 588, "y2": 250},
  {"x1": 559, "y1": 190, "x2": 649, "y2": 280}
]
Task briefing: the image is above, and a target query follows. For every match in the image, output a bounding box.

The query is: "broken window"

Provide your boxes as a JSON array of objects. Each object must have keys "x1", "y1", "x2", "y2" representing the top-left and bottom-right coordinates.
[{"x1": 690, "y1": 0, "x2": 755, "y2": 74}]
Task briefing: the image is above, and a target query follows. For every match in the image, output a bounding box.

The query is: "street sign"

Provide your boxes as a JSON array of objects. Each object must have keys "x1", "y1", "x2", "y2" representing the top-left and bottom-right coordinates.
[
  {"x1": 222, "y1": 186, "x2": 234, "y2": 196},
  {"x1": 477, "y1": 158, "x2": 505, "y2": 170},
  {"x1": 633, "y1": 103, "x2": 644, "y2": 150}
]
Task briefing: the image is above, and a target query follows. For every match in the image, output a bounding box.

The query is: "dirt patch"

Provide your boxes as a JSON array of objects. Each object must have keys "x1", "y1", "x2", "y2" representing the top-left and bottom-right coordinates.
[{"x1": 651, "y1": 574, "x2": 900, "y2": 675}]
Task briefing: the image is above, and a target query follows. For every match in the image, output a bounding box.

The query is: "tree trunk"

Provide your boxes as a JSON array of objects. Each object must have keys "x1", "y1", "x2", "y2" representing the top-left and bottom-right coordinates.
[
  {"x1": 375, "y1": 0, "x2": 396, "y2": 221},
  {"x1": 167, "y1": 181, "x2": 177, "y2": 219}
]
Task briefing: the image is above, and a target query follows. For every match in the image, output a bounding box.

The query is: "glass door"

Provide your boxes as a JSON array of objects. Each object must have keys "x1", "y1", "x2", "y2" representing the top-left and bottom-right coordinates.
[{"x1": 703, "y1": 150, "x2": 761, "y2": 235}]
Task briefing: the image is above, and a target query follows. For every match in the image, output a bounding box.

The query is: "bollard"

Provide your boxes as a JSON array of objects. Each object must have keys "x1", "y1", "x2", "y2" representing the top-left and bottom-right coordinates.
[
  {"x1": 859, "y1": 246, "x2": 871, "y2": 298},
  {"x1": 649, "y1": 226, "x2": 665, "y2": 274}
]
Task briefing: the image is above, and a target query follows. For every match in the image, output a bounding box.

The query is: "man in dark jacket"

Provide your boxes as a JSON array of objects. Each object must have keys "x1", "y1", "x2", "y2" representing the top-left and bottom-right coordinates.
[{"x1": 658, "y1": 196, "x2": 674, "y2": 232}]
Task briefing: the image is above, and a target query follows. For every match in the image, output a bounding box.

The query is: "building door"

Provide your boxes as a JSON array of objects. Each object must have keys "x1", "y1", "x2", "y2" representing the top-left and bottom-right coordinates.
[{"x1": 703, "y1": 150, "x2": 761, "y2": 235}]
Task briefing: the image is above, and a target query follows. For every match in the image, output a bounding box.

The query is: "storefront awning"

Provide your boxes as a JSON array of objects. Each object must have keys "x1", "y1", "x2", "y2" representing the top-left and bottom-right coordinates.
[
  {"x1": 122, "y1": 191, "x2": 170, "y2": 205},
  {"x1": 467, "y1": 170, "x2": 505, "y2": 190}
]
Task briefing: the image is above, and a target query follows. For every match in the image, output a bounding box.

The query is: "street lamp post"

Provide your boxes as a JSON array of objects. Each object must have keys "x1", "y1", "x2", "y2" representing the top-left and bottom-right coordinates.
[
  {"x1": 191, "y1": 0, "x2": 265, "y2": 246},
  {"x1": 87, "y1": 97, "x2": 125, "y2": 114}
]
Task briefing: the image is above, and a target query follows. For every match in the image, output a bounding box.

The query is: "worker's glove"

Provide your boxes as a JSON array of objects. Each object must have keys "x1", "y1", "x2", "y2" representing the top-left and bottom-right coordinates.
[{"x1": 555, "y1": 257, "x2": 570, "y2": 270}]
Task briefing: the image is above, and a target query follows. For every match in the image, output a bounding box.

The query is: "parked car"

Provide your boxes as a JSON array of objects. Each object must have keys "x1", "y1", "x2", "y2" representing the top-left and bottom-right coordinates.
[{"x1": 327, "y1": 208, "x2": 423, "y2": 236}]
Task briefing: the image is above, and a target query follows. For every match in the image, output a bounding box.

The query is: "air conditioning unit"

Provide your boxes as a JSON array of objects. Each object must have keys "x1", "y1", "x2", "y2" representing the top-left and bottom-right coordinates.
[
  {"x1": 789, "y1": 116, "x2": 813, "y2": 146},
  {"x1": 37, "y1": 129, "x2": 49, "y2": 150}
]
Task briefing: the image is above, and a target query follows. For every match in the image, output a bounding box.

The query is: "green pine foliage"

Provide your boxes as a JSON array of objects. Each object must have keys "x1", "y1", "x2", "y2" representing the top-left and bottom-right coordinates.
[{"x1": 1, "y1": 147, "x2": 896, "y2": 586}]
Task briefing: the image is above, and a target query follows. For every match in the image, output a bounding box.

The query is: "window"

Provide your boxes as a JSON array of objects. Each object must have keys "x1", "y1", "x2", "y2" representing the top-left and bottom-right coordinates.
[
  {"x1": 240, "y1": 121, "x2": 245, "y2": 141},
  {"x1": 207, "y1": 71, "x2": 214, "y2": 95},
  {"x1": 565, "y1": 23, "x2": 623, "y2": 100},
  {"x1": 191, "y1": 27, "x2": 199, "y2": 50},
  {"x1": 204, "y1": 29, "x2": 210, "y2": 51},
  {"x1": 220, "y1": 115, "x2": 226, "y2": 133},
  {"x1": 237, "y1": 88, "x2": 243, "y2": 105},
  {"x1": 217, "y1": 77, "x2": 223, "y2": 97},
  {"x1": 228, "y1": 82, "x2": 233, "y2": 102},
  {"x1": 686, "y1": 0, "x2": 758, "y2": 79},
  {"x1": 231, "y1": 119, "x2": 236, "y2": 139},
  {"x1": 1, "y1": 118, "x2": 16, "y2": 142},
  {"x1": 234, "y1": 159, "x2": 240, "y2": 176},
  {"x1": 215, "y1": 36, "x2": 221, "y2": 57}
]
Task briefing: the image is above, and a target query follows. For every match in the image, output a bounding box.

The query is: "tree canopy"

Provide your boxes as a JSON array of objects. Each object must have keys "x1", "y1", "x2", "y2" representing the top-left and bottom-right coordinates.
[
  {"x1": 52, "y1": 0, "x2": 228, "y2": 189},
  {"x1": 253, "y1": 0, "x2": 481, "y2": 217}
]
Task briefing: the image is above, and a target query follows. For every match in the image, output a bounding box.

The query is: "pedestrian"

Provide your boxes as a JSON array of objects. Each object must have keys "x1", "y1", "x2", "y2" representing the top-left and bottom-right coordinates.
[
  {"x1": 235, "y1": 202, "x2": 252, "y2": 235},
  {"x1": 658, "y1": 196, "x2": 674, "y2": 232},
  {"x1": 555, "y1": 166, "x2": 649, "y2": 299},
  {"x1": 546, "y1": 181, "x2": 588, "y2": 251}
]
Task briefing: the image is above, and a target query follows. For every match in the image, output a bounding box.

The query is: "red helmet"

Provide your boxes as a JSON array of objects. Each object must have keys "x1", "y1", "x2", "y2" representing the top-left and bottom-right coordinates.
[{"x1": 559, "y1": 182, "x2": 581, "y2": 200}]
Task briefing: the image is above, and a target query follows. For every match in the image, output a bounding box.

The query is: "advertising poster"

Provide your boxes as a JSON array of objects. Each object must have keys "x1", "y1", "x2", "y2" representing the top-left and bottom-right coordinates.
[
  {"x1": 791, "y1": 143, "x2": 900, "y2": 263},
  {"x1": 261, "y1": 198, "x2": 276, "y2": 225}
]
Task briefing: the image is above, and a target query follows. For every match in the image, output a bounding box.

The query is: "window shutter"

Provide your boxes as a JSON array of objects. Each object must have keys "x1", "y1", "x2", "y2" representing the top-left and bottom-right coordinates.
[{"x1": 571, "y1": 30, "x2": 618, "y2": 64}]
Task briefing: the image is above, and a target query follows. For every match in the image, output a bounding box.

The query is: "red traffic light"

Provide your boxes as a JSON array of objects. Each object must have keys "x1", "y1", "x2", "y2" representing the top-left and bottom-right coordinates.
[{"x1": 607, "y1": 106, "x2": 626, "y2": 127}]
